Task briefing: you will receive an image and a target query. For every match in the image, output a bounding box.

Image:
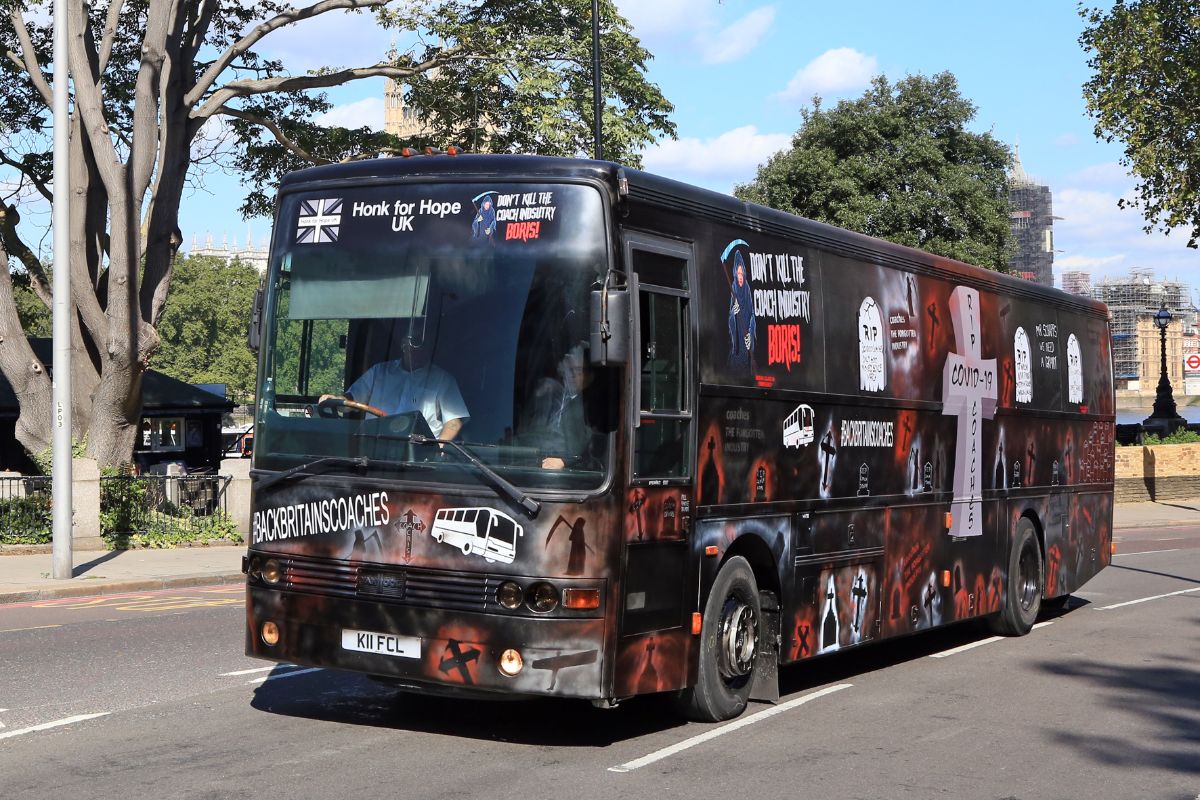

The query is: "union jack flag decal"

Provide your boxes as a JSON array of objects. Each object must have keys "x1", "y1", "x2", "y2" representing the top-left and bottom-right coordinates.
[{"x1": 295, "y1": 198, "x2": 342, "y2": 244}]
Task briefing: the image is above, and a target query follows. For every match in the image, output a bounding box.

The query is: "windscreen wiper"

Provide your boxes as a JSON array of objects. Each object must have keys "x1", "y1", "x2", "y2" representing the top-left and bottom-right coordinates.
[
  {"x1": 255, "y1": 455, "x2": 425, "y2": 491},
  {"x1": 410, "y1": 434, "x2": 541, "y2": 519}
]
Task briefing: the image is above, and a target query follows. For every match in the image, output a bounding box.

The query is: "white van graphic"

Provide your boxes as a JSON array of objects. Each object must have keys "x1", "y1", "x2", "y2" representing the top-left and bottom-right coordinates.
[
  {"x1": 431, "y1": 507, "x2": 524, "y2": 564},
  {"x1": 784, "y1": 404, "x2": 815, "y2": 448}
]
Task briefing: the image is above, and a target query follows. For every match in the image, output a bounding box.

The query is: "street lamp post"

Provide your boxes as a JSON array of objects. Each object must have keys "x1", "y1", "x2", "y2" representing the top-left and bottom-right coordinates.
[{"x1": 1142, "y1": 302, "x2": 1186, "y2": 437}]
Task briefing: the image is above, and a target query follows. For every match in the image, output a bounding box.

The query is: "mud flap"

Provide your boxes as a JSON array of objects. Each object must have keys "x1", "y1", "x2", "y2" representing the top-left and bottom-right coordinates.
[{"x1": 750, "y1": 590, "x2": 780, "y2": 703}]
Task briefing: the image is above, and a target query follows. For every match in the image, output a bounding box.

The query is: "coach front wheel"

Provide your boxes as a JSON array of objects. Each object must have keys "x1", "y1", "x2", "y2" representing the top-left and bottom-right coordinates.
[
  {"x1": 675, "y1": 556, "x2": 760, "y2": 722},
  {"x1": 989, "y1": 517, "x2": 1043, "y2": 636}
]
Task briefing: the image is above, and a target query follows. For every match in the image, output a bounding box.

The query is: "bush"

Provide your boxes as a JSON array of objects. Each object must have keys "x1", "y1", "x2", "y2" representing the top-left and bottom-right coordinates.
[
  {"x1": 1140, "y1": 429, "x2": 1200, "y2": 446},
  {"x1": 0, "y1": 493, "x2": 52, "y2": 545},
  {"x1": 100, "y1": 467, "x2": 243, "y2": 549}
]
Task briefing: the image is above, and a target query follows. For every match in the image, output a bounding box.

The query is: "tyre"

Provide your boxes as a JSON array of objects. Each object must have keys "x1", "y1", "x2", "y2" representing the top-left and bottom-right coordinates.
[
  {"x1": 989, "y1": 517, "x2": 1043, "y2": 636},
  {"x1": 675, "y1": 556, "x2": 760, "y2": 722}
]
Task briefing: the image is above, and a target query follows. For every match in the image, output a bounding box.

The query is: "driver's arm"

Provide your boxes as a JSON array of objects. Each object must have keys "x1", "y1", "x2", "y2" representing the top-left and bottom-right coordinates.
[{"x1": 440, "y1": 417, "x2": 464, "y2": 442}]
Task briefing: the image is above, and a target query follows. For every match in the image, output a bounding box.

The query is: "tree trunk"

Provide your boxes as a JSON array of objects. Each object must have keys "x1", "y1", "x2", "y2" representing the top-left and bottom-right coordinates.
[{"x1": 0, "y1": 221, "x2": 53, "y2": 457}]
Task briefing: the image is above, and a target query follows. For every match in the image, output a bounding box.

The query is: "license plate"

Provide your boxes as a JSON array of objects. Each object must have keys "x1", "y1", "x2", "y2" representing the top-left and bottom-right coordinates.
[{"x1": 341, "y1": 628, "x2": 421, "y2": 659}]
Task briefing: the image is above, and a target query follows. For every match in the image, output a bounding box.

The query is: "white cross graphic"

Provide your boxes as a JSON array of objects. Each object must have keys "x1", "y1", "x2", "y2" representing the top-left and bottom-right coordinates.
[
  {"x1": 941, "y1": 286, "x2": 997, "y2": 537},
  {"x1": 295, "y1": 198, "x2": 342, "y2": 244}
]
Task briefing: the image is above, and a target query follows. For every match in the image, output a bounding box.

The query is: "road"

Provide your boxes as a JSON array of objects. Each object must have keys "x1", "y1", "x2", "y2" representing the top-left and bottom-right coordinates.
[{"x1": 1, "y1": 527, "x2": 1197, "y2": 800}]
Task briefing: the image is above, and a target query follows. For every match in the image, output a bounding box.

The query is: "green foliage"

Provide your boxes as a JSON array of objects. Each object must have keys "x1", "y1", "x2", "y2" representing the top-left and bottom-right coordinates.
[
  {"x1": 30, "y1": 438, "x2": 89, "y2": 476},
  {"x1": 0, "y1": 491, "x2": 51, "y2": 545},
  {"x1": 153, "y1": 254, "x2": 260, "y2": 397},
  {"x1": 736, "y1": 72, "x2": 1014, "y2": 271},
  {"x1": 1080, "y1": 1, "x2": 1200, "y2": 248},
  {"x1": 13, "y1": 269, "x2": 49, "y2": 336},
  {"x1": 1140, "y1": 429, "x2": 1200, "y2": 445}
]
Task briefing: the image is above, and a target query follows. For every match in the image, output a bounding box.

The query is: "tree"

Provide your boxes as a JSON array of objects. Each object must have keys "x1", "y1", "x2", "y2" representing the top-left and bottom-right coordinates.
[
  {"x1": 736, "y1": 72, "x2": 1013, "y2": 271},
  {"x1": 0, "y1": 0, "x2": 674, "y2": 466},
  {"x1": 1080, "y1": 0, "x2": 1200, "y2": 248},
  {"x1": 152, "y1": 254, "x2": 259, "y2": 399},
  {"x1": 232, "y1": 0, "x2": 675, "y2": 218}
]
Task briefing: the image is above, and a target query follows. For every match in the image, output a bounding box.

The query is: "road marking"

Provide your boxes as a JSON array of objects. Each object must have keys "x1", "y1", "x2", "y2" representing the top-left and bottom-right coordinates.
[
  {"x1": 0, "y1": 712, "x2": 110, "y2": 741},
  {"x1": 221, "y1": 664, "x2": 297, "y2": 677},
  {"x1": 248, "y1": 667, "x2": 322, "y2": 685},
  {"x1": 929, "y1": 620, "x2": 1054, "y2": 659},
  {"x1": 1096, "y1": 587, "x2": 1200, "y2": 611},
  {"x1": 0, "y1": 624, "x2": 63, "y2": 634},
  {"x1": 1116, "y1": 549, "x2": 1180, "y2": 557},
  {"x1": 608, "y1": 684, "x2": 852, "y2": 773}
]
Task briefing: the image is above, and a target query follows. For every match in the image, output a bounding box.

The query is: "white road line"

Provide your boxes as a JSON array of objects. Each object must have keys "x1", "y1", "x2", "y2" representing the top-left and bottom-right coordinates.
[
  {"x1": 608, "y1": 684, "x2": 852, "y2": 773},
  {"x1": 221, "y1": 664, "x2": 296, "y2": 677},
  {"x1": 0, "y1": 713, "x2": 110, "y2": 742},
  {"x1": 1116, "y1": 549, "x2": 1180, "y2": 557},
  {"x1": 929, "y1": 620, "x2": 1054, "y2": 659},
  {"x1": 248, "y1": 667, "x2": 322, "y2": 685},
  {"x1": 1096, "y1": 587, "x2": 1200, "y2": 611}
]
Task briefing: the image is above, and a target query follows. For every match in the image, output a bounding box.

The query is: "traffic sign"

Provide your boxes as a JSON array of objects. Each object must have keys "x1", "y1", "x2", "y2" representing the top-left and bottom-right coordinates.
[{"x1": 1184, "y1": 353, "x2": 1200, "y2": 374}]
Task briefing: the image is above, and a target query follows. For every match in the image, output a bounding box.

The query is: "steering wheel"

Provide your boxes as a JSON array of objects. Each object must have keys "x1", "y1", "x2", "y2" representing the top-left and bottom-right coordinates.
[{"x1": 316, "y1": 396, "x2": 386, "y2": 419}]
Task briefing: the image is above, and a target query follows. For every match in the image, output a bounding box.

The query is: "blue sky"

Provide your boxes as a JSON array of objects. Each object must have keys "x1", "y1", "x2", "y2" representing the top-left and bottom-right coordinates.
[{"x1": 173, "y1": 0, "x2": 1197, "y2": 290}]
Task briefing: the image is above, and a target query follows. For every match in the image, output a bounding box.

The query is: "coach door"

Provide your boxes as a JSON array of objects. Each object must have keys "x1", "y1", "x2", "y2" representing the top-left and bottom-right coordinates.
[{"x1": 620, "y1": 233, "x2": 696, "y2": 644}]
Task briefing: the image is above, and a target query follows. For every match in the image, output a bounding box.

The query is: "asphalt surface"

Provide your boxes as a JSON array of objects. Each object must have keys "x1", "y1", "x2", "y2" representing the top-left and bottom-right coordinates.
[{"x1": 0, "y1": 523, "x2": 1196, "y2": 800}]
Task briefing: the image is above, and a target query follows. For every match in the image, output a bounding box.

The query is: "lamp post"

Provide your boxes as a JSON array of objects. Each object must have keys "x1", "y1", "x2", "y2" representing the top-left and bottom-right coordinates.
[{"x1": 1142, "y1": 302, "x2": 1186, "y2": 437}]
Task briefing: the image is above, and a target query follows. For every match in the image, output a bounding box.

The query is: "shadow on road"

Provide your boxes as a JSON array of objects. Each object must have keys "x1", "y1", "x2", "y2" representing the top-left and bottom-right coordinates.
[
  {"x1": 249, "y1": 667, "x2": 688, "y2": 746},
  {"x1": 249, "y1": 600, "x2": 1090, "y2": 743},
  {"x1": 1110, "y1": 562, "x2": 1200, "y2": 585},
  {"x1": 1035, "y1": 640, "x2": 1200, "y2": 776}
]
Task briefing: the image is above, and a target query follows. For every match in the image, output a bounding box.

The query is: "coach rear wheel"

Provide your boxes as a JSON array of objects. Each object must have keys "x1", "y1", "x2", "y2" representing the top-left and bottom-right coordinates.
[
  {"x1": 675, "y1": 556, "x2": 760, "y2": 722},
  {"x1": 989, "y1": 517, "x2": 1043, "y2": 636}
]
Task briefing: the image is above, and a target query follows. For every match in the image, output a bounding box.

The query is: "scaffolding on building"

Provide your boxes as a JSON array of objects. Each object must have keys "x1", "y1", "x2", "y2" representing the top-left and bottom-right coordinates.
[{"x1": 1090, "y1": 268, "x2": 1196, "y2": 383}]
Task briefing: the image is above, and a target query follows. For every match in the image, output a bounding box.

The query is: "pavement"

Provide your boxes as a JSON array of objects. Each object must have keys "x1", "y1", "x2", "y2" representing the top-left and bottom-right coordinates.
[{"x1": 1, "y1": 498, "x2": 1199, "y2": 605}]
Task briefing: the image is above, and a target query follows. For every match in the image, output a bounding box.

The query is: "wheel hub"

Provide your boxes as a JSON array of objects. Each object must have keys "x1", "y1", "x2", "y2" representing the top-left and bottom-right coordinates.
[{"x1": 718, "y1": 596, "x2": 758, "y2": 680}]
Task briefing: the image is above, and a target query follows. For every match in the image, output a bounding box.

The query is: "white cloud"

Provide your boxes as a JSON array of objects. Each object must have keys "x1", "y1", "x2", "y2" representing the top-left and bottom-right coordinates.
[
  {"x1": 1054, "y1": 133, "x2": 1080, "y2": 147},
  {"x1": 1053, "y1": 182, "x2": 1198, "y2": 282},
  {"x1": 316, "y1": 97, "x2": 385, "y2": 130},
  {"x1": 697, "y1": 7, "x2": 776, "y2": 65},
  {"x1": 1055, "y1": 254, "x2": 1124, "y2": 270},
  {"x1": 777, "y1": 48, "x2": 877, "y2": 104},
  {"x1": 255, "y1": 8, "x2": 394, "y2": 73},
  {"x1": 642, "y1": 125, "x2": 792, "y2": 191},
  {"x1": 615, "y1": 1, "x2": 774, "y2": 65}
]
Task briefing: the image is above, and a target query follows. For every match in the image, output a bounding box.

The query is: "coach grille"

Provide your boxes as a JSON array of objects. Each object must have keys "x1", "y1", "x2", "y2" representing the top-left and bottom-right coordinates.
[{"x1": 277, "y1": 555, "x2": 496, "y2": 612}]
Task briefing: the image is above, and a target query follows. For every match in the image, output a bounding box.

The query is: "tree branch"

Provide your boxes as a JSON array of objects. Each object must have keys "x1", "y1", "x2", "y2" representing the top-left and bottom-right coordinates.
[
  {"x1": 185, "y1": 0, "x2": 391, "y2": 108},
  {"x1": 194, "y1": 49, "x2": 461, "y2": 120},
  {"x1": 96, "y1": 0, "x2": 127, "y2": 74},
  {"x1": 7, "y1": 8, "x2": 54, "y2": 107},
  {"x1": 219, "y1": 107, "x2": 333, "y2": 165},
  {"x1": 0, "y1": 150, "x2": 52, "y2": 205}
]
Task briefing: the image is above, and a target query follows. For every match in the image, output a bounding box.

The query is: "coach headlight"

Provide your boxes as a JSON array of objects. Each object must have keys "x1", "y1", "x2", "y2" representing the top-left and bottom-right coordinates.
[
  {"x1": 262, "y1": 558, "x2": 282, "y2": 585},
  {"x1": 496, "y1": 581, "x2": 524, "y2": 610},
  {"x1": 526, "y1": 582, "x2": 560, "y2": 613}
]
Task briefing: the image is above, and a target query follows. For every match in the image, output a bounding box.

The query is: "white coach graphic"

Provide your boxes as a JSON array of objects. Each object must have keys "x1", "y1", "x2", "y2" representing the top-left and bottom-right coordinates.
[
  {"x1": 783, "y1": 404, "x2": 815, "y2": 448},
  {"x1": 431, "y1": 507, "x2": 524, "y2": 564}
]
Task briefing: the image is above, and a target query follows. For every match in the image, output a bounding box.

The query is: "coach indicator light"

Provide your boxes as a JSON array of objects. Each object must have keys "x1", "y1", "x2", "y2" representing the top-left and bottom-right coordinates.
[
  {"x1": 562, "y1": 588, "x2": 600, "y2": 610},
  {"x1": 498, "y1": 648, "x2": 524, "y2": 677},
  {"x1": 261, "y1": 621, "x2": 280, "y2": 646}
]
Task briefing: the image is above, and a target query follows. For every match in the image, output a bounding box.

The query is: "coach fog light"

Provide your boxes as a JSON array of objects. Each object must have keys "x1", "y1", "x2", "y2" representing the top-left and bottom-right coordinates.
[
  {"x1": 261, "y1": 621, "x2": 281, "y2": 646},
  {"x1": 498, "y1": 648, "x2": 524, "y2": 677}
]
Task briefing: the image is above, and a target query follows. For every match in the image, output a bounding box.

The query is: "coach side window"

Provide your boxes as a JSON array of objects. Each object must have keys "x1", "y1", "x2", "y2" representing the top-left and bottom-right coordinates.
[{"x1": 631, "y1": 245, "x2": 692, "y2": 481}]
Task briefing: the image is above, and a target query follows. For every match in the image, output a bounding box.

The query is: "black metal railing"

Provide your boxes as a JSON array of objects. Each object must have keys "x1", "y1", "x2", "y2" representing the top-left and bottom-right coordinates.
[{"x1": 100, "y1": 474, "x2": 235, "y2": 545}]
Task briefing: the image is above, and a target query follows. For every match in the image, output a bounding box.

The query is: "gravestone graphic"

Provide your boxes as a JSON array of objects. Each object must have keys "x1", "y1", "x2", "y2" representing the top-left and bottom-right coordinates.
[
  {"x1": 941, "y1": 286, "x2": 997, "y2": 537},
  {"x1": 1014, "y1": 327, "x2": 1033, "y2": 404}
]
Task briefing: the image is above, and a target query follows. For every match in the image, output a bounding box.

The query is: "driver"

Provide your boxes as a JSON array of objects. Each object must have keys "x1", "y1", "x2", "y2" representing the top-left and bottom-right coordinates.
[{"x1": 320, "y1": 336, "x2": 469, "y2": 441}]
